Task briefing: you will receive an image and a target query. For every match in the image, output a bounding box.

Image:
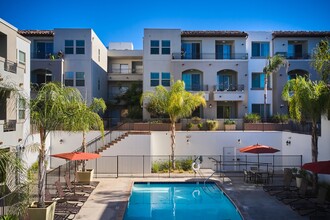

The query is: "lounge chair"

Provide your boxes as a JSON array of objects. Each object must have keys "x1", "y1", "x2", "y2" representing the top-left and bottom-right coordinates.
[
  {"x1": 290, "y1": 187, "x2": 329, "y2": 216},
  {"x1": 45, "y1": 189, "x2": 82, "y2": 214},
  {"x1": 276, "y1": 178, "x2": 314, "y2": 204},
  {"x1": 264, "y1": 168, "x2": 296, "y2": 195},
  {"x1": 55, "y1": 181, "x2": 89, "y2": 202},
  {"x1": 64, "y1": 174, "x2": 94, "y2": 194}
]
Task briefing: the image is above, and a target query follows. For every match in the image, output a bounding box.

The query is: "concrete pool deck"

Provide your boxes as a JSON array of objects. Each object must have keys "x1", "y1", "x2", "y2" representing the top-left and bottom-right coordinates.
[{"x1": 73, "y1": 174, "x2": 308, "y2": 220}]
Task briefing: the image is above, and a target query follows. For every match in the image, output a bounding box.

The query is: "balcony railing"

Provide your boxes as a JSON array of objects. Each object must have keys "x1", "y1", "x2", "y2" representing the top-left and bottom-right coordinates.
[
  {"x1": 109, "y1": 68, "x2": 143, "y2": 74},
  {"x1": 214, "y1": 84, "x2": 244, "y2": 91},
  {"x1": 4, "y1": 60, "x2": 17, "y2": 73},
  {"x1": 184, "y1": 84, "x2": 209, "y2": 91},
  {"x1": 172, "y1": 53, "x2": 248, "y2": 60},
  {"x1": 275, "y1": 52, "x2": 311, "y2": 60},
  {"x1": 3, "y1": 120, "x2": 16, "y2": 132},
  {"x1": 31, "y1": 52, "x2": 64, "y2": 59}
]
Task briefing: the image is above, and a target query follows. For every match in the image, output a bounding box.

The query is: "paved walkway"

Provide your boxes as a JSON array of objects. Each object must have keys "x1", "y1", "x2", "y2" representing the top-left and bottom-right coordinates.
[{"x1": 73, "y1": 174, "x2": 308, "y2": 220}]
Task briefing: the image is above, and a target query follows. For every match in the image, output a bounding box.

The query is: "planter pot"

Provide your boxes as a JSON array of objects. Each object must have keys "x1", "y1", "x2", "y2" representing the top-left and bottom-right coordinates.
[
  {"x1": 28, "y1": 201, "x2": 56, "y2": 220},
  {"x1": 225, "y1": 124, "x2": 236, "y2": 131},
  {"x1": 76, "y1": 169, "x2": 94, "y2": 184},
  {"x1": 296, "y1": 177, "x2": 303, "y2": 188}
]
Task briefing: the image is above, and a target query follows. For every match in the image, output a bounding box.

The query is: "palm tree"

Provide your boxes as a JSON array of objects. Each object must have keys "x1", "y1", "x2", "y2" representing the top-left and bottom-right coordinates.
[
  {"x1": 30, "y1": 82, "x2": 82, "y2": 207},
  {"x1": 66, "y1": 98, "x2": 106, "y2": 171},
  {"x1": 312, "y1": 39, "x2": 330, "y2": 83},
  {"x1": 282, "y1": 76, "x2": 330, "y2": 191},
  {"x1": 263, "y1": 55, "x2": 286, "y2": 121},
  {"x1": 142, "y1": 80, "x2": 206, "y2": 169}
]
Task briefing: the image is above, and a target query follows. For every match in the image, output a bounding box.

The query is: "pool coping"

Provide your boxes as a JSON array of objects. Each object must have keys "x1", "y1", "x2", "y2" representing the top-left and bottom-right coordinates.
[{"x1": 122, "y1": 179, "x2": 245, "y2": 220}]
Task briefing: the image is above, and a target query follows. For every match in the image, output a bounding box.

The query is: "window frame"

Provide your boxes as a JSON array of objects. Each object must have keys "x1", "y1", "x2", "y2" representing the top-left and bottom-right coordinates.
[
  {"x1": 65, "y1": 40, "x2": 74, "y2": 54},
  {"x1": 75, "y1": 40, "x2": 85, "y2": 54},
  {"x1": 251, "y1": 42, "x2": 270, "y2": 58},
  {"x1": 64, "y1": 72, "x2": 74, "y2": 86},
  {"x1": 150, "y1": 72, "x2": 160, "y2": 87},
  {"x1": 161, "y1": 40, "x2": 171, "y2": 55},
  {"x1": 161, "y1": 72, "x2": 170, "y2": 86},
  {"x1": 150, "y1": 40, "x2": 160, "y2": 55},
  {"x1": 18, "y1": 97, "x2": 26, "y2": 120},
  {"x1": 251, "y1": 72, "x2": 271, "y2": 89},
  {"x1": 18, "y1": 50, "x2": 26, "y2": 65},
  {"x1": 75, "y1": 72, "x2": 85, "y2": 87}
]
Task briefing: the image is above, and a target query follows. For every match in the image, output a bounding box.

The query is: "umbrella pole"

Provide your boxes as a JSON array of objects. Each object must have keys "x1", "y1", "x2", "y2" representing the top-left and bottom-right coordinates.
[{"x1": 258, "y1": 154, "x2": 260, "y2": 170}]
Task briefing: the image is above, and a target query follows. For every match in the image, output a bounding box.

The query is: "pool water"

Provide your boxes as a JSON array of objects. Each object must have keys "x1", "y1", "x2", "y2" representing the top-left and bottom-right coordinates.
[{"x1": 124, "y1": 182, "x2": 242, "y2": 220}]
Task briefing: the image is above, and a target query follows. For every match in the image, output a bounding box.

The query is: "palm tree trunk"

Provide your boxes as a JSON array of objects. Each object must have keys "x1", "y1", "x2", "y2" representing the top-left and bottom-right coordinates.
[
  {"x1": 311, "y1": 121, "x2": 318, "y2": 193},
  {"x1": 264, "y1": 74, "x2": 268, "y2": 122},
  {"x1": 38, "y1": 127, "x2": 46, "y2": 208},
  {"x1": 170, "y1": 121, "x2": 176, "y2": 170},
  {"x1": 82, "y1": 131, "x2": 86, "y2": 172}
]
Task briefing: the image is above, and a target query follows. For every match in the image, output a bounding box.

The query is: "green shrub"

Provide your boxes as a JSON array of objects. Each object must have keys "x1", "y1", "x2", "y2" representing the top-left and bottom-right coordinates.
[
  {"x1": 152, "y1": 158, "x2": 193, "y2": 173},
  {"x1": 272, "y1": 113, "x2": 289, "y2": 123},
  {"x1": 176, "y1": 158, "x2": 193, "y2": 171},
  {"x1": 186, "y1": 122, "x2": 193, "y2": 130},
  {"x1": 197, "y1": 123, "x2": 204, "y2": 130},
  {"x1": 191, "y1": 117, "x2": 201, "y2": 124},
  {"x1": 224, "y1": 119, "x2": 236, "y2": 125},
  {"x1": 206, "y1": 120, "x2": 219, "y2": 130},
  {"x1": 243, "y1": 113, "x2": 261, "y2": 123}
]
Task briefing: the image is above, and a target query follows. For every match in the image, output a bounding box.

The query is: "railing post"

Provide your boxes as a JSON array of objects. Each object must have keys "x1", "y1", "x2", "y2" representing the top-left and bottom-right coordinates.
[
  {"x1": 117, "y1": 156, "x2": 119, "y2": 178},
  {"x1": 273, "y1": 155, "x2": 275, "y2": 171},
  {"x1": 143, "y1": 155, "x2": 145, "y2": 178}
]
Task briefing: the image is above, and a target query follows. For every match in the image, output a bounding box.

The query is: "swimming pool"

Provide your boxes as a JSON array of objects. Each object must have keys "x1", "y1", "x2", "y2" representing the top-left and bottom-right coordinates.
[{"x1": 124, "y1": 182, "x2": 242, "y2": 220}]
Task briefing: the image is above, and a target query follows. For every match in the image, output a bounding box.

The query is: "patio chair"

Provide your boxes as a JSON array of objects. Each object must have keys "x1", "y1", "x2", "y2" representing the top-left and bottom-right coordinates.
[
  {"x1": 45, "y1": 189, "x2": 82, "y2": 213},
  {"x1": 64, "y1": 173, "x2": 94, "y2": 194},
  {"x1": 55, "y1": 181, "x2": 89, "y2": 202},
  {"x1": 243, "y1": 169, "x2": 253, "y2": 183},
  {"x1": 263, "y1": 168, "x2": 294, "y2": 193},
  {"x1": 290, "y1": 187, "x2": 329, "y2": 216}
]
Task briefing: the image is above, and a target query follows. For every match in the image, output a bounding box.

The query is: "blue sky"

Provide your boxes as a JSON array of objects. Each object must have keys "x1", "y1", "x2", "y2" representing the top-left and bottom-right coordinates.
[{"x1": 2, "y1": 0, "x2": 330, "y2": 49}]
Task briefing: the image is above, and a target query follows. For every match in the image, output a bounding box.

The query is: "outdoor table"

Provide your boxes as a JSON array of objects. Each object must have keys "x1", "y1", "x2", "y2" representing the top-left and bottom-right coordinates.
[{"x1": 250, "y1": 170, "x2": 269, "y2": 184}]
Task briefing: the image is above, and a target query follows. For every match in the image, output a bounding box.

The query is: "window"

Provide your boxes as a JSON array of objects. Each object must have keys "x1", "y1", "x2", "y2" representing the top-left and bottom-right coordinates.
[
  {"x1": 162, "y1": 40, "x2": 171, "y2": 54},
  {"x1": 252, "y1": 42, "x2": 269, "y2": 57},
  {"x1": 150, "y1": 72, "x2": 160, "y2": 86},
  {"x1": 76, "y1": 40, "x2": 85, "y2": 54},
  {"x1": 65, "y1": 40, "x2": 74, "y2": 54},
  {"x1": 35, "y1": 41, "x2": 53, "y2": 58},
  {"x1": 288, "y1": 41, "x2": 303, "y2": 58},
  {"x1": 64, "y1": 72, "x2": 74, "y2": 86},
  {"x1": 161, "y1": 72, "x2": 170, "y2": 86},
  {"x1": 181, "y1": 42, "x2": 201, "y2": 59},
  {"x1": 216, "y1": 43, "x2": 231, "y2": 59},
  {"x1": 19, "y1": 51, "x2": 26, "y2": 65},
  {"x1": 18, "y1": 98, "x2": 26, "y2": 120},
  {"x1": 182, "y1": 73, "x2": 201, "y2": 91},
  {"x1": 150, "y1": 40, "x2": 159, "y2": 54},
  {"x1": 76, "y1": 72, "x2": 85, "y2": 87},
  {"x1": 252, "y1": 104, "x2": 270, "y2": 117},
  {"x1": 217, "y1": 105, "x2": 231, "y2": 119},
  {"x1": 252, "y1": 72, "x2": 270, "y2": 89},
  {"x1": 120, "y1": 64, "x2": 129, "y2": 73}
]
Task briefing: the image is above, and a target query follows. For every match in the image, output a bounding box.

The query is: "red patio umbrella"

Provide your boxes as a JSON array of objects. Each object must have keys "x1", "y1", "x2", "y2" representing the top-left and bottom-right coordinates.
[
  {"x1": 51, "y1": 152, "x2": 101, "y2": 193},
  {"x1": 239, "y1": 143, "x2": 280, "y2": 168},
  {"x1": 302, "y1": 160, "x2": 330, "y2": 174},
  {"x1": 51, "y1": 152, "x2": 101, "y2": 161}
]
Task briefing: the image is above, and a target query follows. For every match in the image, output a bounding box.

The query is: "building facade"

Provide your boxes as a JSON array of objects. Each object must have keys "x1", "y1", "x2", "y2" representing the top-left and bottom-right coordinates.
[
  {"x1": 0, "y1": 18, "x2": 31, "y2": 147},
  {"x1": 142, "y1": 28, "x2": 330, "y2": 121},
  {"x1": 19, "y1": 28, "x2": 108, "y2": 104}
]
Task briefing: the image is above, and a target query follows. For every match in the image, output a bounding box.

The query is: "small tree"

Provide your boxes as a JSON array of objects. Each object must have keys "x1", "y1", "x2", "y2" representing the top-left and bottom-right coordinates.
[
  {"x1": 282, "y1": 76, "x2": 330, "y2": 191},
  {"x1": 263, "y1": 55, "x2": 286, "y2": 121},
  {"x1": 30, "y1": 83, "x2": 82, "y2": 207},
  {"x1": 142, "y1": 80, "x2": 206, "y2": 169},
  {"x1": 66, "y1": 98, "x2": 106, "y2": 171}
]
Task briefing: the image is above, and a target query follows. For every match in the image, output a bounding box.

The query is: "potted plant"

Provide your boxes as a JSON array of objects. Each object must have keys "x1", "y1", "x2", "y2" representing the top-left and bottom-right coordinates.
[
  {"x1": 206, "y1": 120, "x2": 219, "y2": 131},
  {"x1": 186, "y1": 122, "x2": 193, "y2": 131},
  {"x1": 224, "y1": 119, "x2": 236, "y2": 131},
  {"x1": 197, "y1": 122, "x2": 204, "y2": 130},
  {"x1": 29, "y1": 83, "x2": 83, "y2": 220},
  {"x1": 295, "y1": 169, "x2": 308, "y2": 188}
]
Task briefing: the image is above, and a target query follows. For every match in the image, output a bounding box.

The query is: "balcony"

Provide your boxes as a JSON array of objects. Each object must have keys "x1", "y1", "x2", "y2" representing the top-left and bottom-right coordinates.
[
  {"x1": 4, "y1": 59, "x2": 17, "y2": 73},
  {"x1": 31, "y1": 51, "x2": 64, "y2": 60},
  {"x1": 3, "y1": 120, "x2": 16, "y2": 132},
  {"x1": 108, "y1": 68, "x2": 143, "y2": 81},
  {"x1": 275, "y1": 52, "x2": 310, "y2": 60},
  {"x1": 213, "y1": 84, "x2": 245, "y2": 101},
  {"x1": 172, "y1": 53, "x2": 248, "y2": 60}
]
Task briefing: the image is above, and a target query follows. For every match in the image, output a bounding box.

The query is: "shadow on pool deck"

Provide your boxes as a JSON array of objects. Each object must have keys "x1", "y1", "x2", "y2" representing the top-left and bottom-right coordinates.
[{"x1": 73, "y1": 174, "x2": 308, "y2": 220}]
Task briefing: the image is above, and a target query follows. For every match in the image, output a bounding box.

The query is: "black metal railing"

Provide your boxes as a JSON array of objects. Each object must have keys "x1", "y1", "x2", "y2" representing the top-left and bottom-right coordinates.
[
  {"x1": 31, "y1": 52, "x2": 64, "y2": 59},
  {"x1": 184, "y1": 84, "x2": 208, "y2": 91},
  {"x1": 172, "y1": 53, "x2": 248, "y2": 60},
  {"x1": 4, "y1": 60, "x2": 17, "y2": 73},
  {"x1": 3, "y1": 120, "x2": 16, "y2": 132},
  {"x1": 214, "y1": 84, "x2": 244, "y2": 91},
  {"x1": 275, "y1": 52, "x2": 311, "y2": 60},
  {"x1": 108, "y1": 68, "x2": 143, "y2": 74}
]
